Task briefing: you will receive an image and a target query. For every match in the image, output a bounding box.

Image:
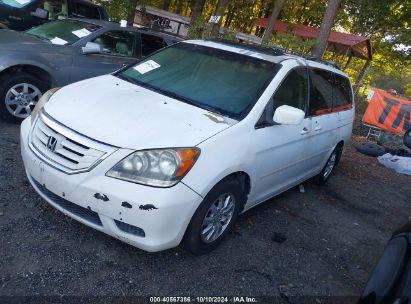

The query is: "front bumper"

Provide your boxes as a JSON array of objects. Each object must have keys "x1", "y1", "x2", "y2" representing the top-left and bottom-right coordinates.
[{"x1": 20, "y1": 117, "x2": 203, "y2": 252}]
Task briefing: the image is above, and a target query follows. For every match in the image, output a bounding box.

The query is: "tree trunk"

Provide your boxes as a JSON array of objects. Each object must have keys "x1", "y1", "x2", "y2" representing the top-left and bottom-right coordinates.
[
  {"x1": 211, "y1": 0, "x2": 229, "y2": 35},
  {"x1": 354, "y1": 60, "x2": 371, "y2": 95},
  {"x1": 312, "y1": 0, "x2": 342, "y2": 58},
  {"x1": 162, "y1": 0, "x2": 171, "y2": 11},
  {"x1": 224, "y1": 2, "x2": 234, "y2": 27},
  {"x1": 262, "y1": 0, "x2": 286, "y2": 42},
  {"x1": 126, "y1": 0, "x2": 139, "y2": 25},
  {"x1": 190, "y1": 0, "x2": 206, "y2": 26},
  {"x1": 176, "y1": 0, "x2": 184, "y2": 15}
]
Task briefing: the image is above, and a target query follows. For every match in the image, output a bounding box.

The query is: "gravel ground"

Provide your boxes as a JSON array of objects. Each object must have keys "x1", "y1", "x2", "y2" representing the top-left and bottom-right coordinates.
[{"x1": 1, "y1": 119, "x2": 410, "y2": 301}]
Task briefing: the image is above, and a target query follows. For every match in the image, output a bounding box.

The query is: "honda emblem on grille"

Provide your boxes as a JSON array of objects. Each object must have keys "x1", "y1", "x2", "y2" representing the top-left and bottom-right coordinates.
[{"x1": 46, "y1": 136, "x2": 58, "y2": 152}]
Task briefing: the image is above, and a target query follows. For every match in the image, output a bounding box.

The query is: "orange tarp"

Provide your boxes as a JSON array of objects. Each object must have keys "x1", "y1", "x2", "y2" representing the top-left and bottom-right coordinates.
[{"x1": 362, "y1": 89, "x2": 411, "y2": 135}]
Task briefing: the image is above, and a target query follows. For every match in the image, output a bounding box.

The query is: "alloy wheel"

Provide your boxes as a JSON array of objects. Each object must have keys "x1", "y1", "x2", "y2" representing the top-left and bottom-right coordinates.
[
  {"x1": 5, "y1": 83, "x2": 42, "y2": 119},
  {"x1": 323, "y1": 152, "x2": 337, "y2": 178},
  {"x1": 201, "y1": 193, "x2": 236, "y2": 243}
]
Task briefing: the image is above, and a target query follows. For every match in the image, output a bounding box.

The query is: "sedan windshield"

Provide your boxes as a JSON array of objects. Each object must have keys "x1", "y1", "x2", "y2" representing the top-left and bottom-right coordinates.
[
  {"x1": 118, "y1": 43, "x2": 280, "y2": 119},
  {"x1": 0, "y1": 0, "x2": 34, "y2": 8},
  {"x1": 26, "y1": 20, "x2": 101, "y2": 45}
]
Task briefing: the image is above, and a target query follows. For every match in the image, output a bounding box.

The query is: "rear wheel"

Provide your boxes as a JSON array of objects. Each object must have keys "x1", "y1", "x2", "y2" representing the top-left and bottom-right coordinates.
[
  {"x1": 316, "y1": 146, "x2": 342, "y2": 185},
  {"x1": 0, "y1": 73, "x2": 49, "y2": 123},
  {"x1": 183, "y1": 177, "x2": 244, "y2": 255}
]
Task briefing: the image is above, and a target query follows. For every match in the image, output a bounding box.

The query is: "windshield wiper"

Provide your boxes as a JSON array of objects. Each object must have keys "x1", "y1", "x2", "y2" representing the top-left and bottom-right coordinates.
[
  {"x1": 115, "y1": 73, "x2": 138, "y2": 84},
  {"x1": 27, "y1": 33, "x2": 50, "y2": 42}
]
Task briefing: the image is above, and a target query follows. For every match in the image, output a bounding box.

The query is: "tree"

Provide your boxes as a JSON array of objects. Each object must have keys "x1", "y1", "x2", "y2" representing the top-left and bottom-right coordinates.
[
  {"x1": 211, "y1": 0, "x2": 230, "y2": 35},
  {"x1": 311, "y1": 0, "x2": 342, "y2": 57},
  {"x1": 126, "y1": 0, "x2": 139, "y2": 25},
  {"x1": 190, "y1": 0, "x2": 206, "y2": 26},
  {"x1": 262, "y1": 0, "x2": 286, "y2": 42}
]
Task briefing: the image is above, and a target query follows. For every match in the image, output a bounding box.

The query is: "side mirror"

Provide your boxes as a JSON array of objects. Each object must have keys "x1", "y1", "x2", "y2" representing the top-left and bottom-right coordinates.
[
  {"x1": 31, "y1": 8, "x2": 49, "y2": 20},
  {"x1": 404, "y1": 128, "x2": 411, "y2": 149},
  {"x1": 273, "y1": 105, "x2": 305, "y2": 125},
  {"x1": 82, "y1": 42, "x2": 103, "y2": 55}
]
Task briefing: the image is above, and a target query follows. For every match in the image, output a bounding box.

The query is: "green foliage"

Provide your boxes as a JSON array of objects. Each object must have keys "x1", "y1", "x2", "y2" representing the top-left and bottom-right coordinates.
[
  {"x1": 187, "y1": 17, "x2": 236, "y2": 41},
  {"x1": 95, "y1": 0, "x2": 126, "y2": 21},
  {"x1": 187, "y1": 17, "x2": 208, "y2": 39},
  {"x1": 263, "y1": 33, "x2": 318, "y2": 55}
]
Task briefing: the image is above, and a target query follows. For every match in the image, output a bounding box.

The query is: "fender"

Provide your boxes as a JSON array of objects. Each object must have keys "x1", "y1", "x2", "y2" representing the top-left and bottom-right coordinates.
[{"x1": 0, "y1": 60, "x2": 56, "y2": 86}]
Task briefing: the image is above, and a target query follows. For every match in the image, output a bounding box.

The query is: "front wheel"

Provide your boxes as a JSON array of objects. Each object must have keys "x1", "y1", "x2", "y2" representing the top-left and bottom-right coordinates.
[
  {"x1": 182, "y1": 177, "x2": 244, "y2": 255},
  {"x1": 316, "y1": 146, "x2": 342, "y2": 185},
  {"x1": 0, "y1": 73, "x2": 49, "y2": 123}
]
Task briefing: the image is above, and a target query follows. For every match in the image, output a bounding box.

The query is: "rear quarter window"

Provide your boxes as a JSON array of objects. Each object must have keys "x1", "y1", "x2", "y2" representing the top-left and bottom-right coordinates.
[
  {"x1": 141, "y1": 34, "x2": 166, "y2": 57},
  {"x1": 333, "y1": 74, "x2": 353, "y2": 111}
]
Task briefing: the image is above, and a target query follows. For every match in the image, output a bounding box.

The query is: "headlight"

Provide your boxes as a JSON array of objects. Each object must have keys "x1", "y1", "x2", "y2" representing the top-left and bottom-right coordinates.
[
  {"x1": 106, "y1": 148, "x2": 201, "y2": 187},
  {"x1": 31, "y1": 87, "x2": 60, "y2": 123}
]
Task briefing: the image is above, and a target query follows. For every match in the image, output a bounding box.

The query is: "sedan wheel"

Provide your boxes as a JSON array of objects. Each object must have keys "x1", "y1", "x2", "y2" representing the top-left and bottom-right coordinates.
[
  {"x1": 0, "y1": 72, "x2": 49, "y2": 123},
  {"x1": 5, "y1": 83, "x2": 42, "y2": 119}
]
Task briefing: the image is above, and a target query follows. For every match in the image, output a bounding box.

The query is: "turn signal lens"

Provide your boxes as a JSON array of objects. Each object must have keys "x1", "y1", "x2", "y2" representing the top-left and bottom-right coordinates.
[{"x1": 176, "y1": 148, "x2": 201, "y2": 177}]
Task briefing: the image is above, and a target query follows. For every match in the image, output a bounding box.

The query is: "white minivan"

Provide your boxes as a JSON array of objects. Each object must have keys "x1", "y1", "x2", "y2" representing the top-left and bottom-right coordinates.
[{"x1": 20, "y1": 40, "x2": 354, "y2": 254}]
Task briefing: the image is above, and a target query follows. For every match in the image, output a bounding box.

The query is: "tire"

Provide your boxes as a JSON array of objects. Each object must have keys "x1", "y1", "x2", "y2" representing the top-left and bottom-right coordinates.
[
  {"x1": 0, "y1": 72, "x2": 49, "y2": 123},
  {"x1": 404, "y1": 129, "x2": 411, "y2": 150},
  {"x1": 355, "y1": 142, "x2": 386, "y2": 157},
  {"x1": 316, "y1": 146, "x2": 342, "y2": 185},
  {"x1": 182, "y1": 177, "x2": 244, "y2": 255}
]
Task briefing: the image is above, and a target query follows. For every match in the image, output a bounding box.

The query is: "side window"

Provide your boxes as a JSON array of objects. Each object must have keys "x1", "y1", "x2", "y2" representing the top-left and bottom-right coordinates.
[
  {"x1": 41, "y1": 0, "x2": 67, "y2": 19},
  {"x1": 73, "y1": 3, "x2": 100, "y2": 19},
  {"x1": 333, "y1": 74, "x2": 353, "y2": 111},
  {"x1": 92, "y1": 31, "x2": 136, "y2": 57},
  {"x1": 308, "y1": 69, "x2": 334, "y2": 116},
  {"x1": 141, "y1": 34, "x2": 166, "y2": 57},
  {"x1": 272, "y1": 68, "x2": 308, "y2": 112}
]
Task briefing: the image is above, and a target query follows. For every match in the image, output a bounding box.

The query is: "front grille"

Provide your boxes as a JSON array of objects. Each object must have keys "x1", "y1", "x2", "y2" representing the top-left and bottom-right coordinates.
[
  {"x1": 29, "y1": 111, "x2": 115, "y2": 174},
  {"x1": 114, "y1": 220, "x2": 145, "y2": 237},
  {"x1": 32, "y1": 177, "x2": 102, "y2": 226}
]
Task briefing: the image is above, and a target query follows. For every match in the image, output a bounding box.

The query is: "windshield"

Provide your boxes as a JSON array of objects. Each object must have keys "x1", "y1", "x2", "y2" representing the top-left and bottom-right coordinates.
[
  {"x1": 118, "y1": 43, "x2": 280, "y2": 119},
  {"x1": 0, "y1": 0, "x2": 34, "y2": 8},
  {"x1": 26, "y1": 20, "x2": 101, "y2": 45}
]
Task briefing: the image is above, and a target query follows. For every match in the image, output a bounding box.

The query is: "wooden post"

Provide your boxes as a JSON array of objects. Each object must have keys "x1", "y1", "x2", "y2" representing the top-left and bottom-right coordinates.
[{"x1": 344, "y1": 53, "x2": 353, "y2": 69}]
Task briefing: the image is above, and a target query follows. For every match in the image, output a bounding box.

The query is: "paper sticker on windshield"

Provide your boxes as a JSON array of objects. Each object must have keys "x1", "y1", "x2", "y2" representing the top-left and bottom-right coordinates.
[
  {"x1": 50, "y1": 37, "x2": 68, "y2": 45},
  {"x1": 134, "y1": 60, "x2": 161, "y2": 74},
  {"x1": 72, "y1": 28, "x2": 91, "y2": 38}
]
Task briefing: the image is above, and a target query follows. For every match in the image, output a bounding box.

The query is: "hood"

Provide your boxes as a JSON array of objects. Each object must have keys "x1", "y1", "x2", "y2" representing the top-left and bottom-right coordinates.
[
  {"x1": 44, "y1": 75, "x2": 237, "y2": 149},
  {"x1": 0, "y1": 29, "x2": 48, "y2": 49}
]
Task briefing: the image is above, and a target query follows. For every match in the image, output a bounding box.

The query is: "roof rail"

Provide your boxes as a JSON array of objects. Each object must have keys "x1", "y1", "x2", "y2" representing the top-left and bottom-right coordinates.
[
  {"x1": 208, "y1": 39, "x2": 285, "y2": 56},
  {"x1": 305, "y1": 56, "x2": 341, "y2": 70},
  {"x1": 208, "y1": 38, "x2": 341, "y2": 70}
]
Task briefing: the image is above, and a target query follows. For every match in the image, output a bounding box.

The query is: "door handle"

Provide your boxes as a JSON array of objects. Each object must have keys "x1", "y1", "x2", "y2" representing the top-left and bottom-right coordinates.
[{"x1": 301, "y1": 127, "x2": 310, "y2": 135}]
